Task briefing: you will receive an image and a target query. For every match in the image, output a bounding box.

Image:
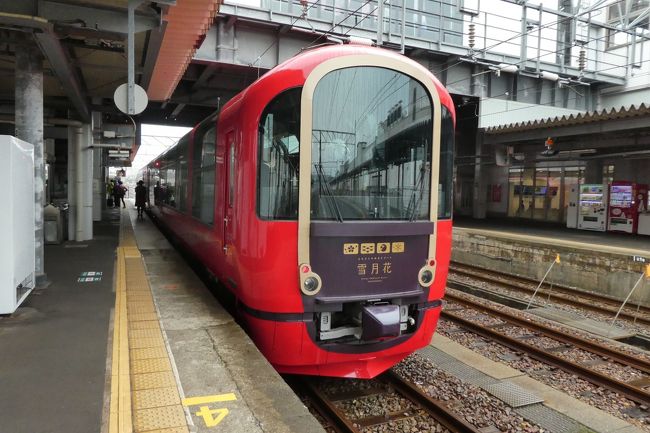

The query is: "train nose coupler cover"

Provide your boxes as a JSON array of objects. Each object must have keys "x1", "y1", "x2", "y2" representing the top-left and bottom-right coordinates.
[{"x1": 361, "y1": 305, "x2": 400, "y2": 340}]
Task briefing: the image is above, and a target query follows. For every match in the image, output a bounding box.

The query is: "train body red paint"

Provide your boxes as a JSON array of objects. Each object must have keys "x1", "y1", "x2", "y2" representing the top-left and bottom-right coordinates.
[{"x1": 141, "y1": 44, "x2": 455, "y2": 378}]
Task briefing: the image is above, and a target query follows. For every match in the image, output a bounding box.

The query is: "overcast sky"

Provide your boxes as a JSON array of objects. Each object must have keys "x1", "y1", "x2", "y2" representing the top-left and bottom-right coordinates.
[{"x1": 128, "y1": 124, "x2": 192, "y2": 177}]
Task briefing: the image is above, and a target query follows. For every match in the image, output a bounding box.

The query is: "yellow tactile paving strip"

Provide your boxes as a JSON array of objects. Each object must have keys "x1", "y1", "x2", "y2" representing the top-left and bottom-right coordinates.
[{"x1": 109, "y1": 211, "x2": 189, "y2": 433}]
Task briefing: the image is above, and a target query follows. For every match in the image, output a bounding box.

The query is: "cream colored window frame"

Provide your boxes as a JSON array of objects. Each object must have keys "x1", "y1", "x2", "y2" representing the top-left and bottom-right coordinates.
[{"x1": 297, "y1": 54, "x2": 442, "y2": 290}]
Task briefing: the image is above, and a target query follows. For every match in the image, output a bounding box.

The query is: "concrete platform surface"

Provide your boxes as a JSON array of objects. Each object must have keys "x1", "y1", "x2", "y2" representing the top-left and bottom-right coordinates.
[
  {"x1": 129, "y1": 208, "x2": 324, "y2": 433},
  {"x1": 0, "y1": 211, "x2": 119, "y2": 433},
  {"x1": 455, "y1": 217, "x2": 650, "y2": 258},
  {"x1": 530, "y1": 306, "x2": 635, "y2": 339},
  {"x1": 429, "y1": 334, "x2": 644, "y2": 433}
]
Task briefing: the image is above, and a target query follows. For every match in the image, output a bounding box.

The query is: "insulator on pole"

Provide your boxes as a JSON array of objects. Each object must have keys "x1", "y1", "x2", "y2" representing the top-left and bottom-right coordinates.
[
  {"x1": 468, "y1": 23, "x2": 476, "y2": 49},
  {"x1": 578, "y1": 48, "x2": 586, "y2": 71}
]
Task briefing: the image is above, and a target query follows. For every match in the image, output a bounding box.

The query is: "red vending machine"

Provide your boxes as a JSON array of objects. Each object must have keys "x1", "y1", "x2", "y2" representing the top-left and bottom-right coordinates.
[{"x1": 608, "y1": 181, "x2": 649, "y2": 234}]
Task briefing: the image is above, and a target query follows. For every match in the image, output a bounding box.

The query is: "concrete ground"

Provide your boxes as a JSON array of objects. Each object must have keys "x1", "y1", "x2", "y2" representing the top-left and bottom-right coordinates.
[
  {"x1": 427, "y1": 334, "x2": 644, "y2": 433},
  {"x1": 0, "y1": 210, "x2": 119, "y2": 433},
  {"x1": 455, "y1": 216, "x2": 650, "y2": 255},
  {"x1": 128, "y1": 207, "x2": 324, "y2": 433}
]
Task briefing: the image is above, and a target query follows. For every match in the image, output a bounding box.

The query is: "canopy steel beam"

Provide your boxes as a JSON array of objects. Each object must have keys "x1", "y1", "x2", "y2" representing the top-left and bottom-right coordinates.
[
  {"x1": 38, "y1": 0, "x2": 158, "y2": 34},
  {"x1": 0, "y1": 12, "x2": 90, "y2": 121},
  {"x1": 33, "y1": 30, "x2": 90, "y2": 122}
]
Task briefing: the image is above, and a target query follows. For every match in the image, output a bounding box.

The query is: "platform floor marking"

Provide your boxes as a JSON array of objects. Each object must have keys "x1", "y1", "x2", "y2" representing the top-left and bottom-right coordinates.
[
  {"x1": 132, "y1": 357, "x2": 172, "y2": 375},
  {"x1": 183, "y1": 394, "x2": 238, "y2": 428},
  {"x1": 132, "y1": 371, "x2": 178, "y2": 391},
  {"x1": 182, "y1": 393, "x2": 237, "y2": 406},
  {"x1": 131, "y1": 347, "x2": 169, "y2": 361},
  {"x1": 133, "y1": 387, "x2": 181, "y2": 410},
  {"x1": 108, "y1": 210, "x2": 189, "y2": 433},
  {"x1": 129, "y1": 320, "x2": 162, "y2": 331},
  {"x1": 133, "y1": 405, "x2": 187, "y2": 431}
]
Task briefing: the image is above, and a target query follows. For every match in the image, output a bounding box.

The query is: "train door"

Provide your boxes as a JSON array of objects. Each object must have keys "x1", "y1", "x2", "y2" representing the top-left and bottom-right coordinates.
[{"x1": 223, "y1": 131, "x2": 235, "y2": 257}]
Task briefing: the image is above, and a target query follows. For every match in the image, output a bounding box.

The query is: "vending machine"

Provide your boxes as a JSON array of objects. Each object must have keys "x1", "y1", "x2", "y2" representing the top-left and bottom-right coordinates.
[
  {"x1": 577, "y1": 184, "x2": 608, "y2": 231},
  {"x1": 608, "y1": 182, "x2": 649, "y2": 234}
]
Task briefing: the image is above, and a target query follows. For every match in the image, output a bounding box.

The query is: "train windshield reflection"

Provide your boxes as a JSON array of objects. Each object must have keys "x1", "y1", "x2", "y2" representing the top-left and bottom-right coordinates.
[{"x1": 311, "y1": 66, "x2": 433, "y2": 221}]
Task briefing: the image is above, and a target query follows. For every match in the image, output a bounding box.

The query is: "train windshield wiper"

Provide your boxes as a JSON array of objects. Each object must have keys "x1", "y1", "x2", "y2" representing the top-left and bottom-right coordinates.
[
  {"x1": 407, "y1": 162, "x2": 429, "y2": 222},
  {"x1": 315, "y1": 164, "x2": 343, "y2": 222}
]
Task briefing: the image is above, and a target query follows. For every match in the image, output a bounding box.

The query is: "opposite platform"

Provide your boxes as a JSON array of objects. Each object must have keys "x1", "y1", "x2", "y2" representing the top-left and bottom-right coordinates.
[{"x1": 453, "y1": 218, "x2": 650, "y2": 305}]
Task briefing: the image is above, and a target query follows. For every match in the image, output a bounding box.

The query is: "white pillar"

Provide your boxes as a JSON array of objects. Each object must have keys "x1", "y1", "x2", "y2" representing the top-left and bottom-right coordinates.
[
  {"x1": 67, "y1": 126, "x2": 77, "y2": 240},
  {"x1": 93, "y1": 147, "x2": 103, "y2": 222},
  {"x1": 15, "y1": 41, "x2": 46, "y2": 284},
  {"x1": 76, "y1": 125, "x2": 93, "y2": 241}
]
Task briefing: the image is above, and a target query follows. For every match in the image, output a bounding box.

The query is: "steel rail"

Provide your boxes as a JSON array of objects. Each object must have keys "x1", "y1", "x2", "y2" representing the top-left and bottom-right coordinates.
[
  {"x1": 445, "y1": 286, "x2": 650, "y2": 374},
  {"x1": 299, "y1": 379, "x2": 359, "y2": 433},
  {"x1": 442, "y1": 310, "x2": 650, "y2": 406},
  {"x1": 449, "y1": 263, "x2": 650, "y2": 327},
  {"x1": 382, "y1": 370, "x2": 481, "y2": 433},
  {"x1": 297, "y1": 373, "x2": 481, "y2": 433},
  {"x1": 450, "y1": 262, "x2": 650, "y2": 314}
]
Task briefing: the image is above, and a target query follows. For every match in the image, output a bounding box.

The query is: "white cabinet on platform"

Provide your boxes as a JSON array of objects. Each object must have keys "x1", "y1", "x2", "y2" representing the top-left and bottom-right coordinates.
[
  {"x1": 639, "y1": 214, "x2": 650, "y2": 236},
  {"x1": 0, "y1": 136, "x2": 35, "y2": 314}
]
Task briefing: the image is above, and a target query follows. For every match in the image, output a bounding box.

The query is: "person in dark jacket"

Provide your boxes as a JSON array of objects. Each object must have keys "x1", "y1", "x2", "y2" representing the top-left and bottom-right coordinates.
[
  {"x1": 116, "y1": 180, "x2": 127, "y2": 209},
  {"x1": 112, "y1": 180, "x2": 121, "y2": 209},
  {"x1": 135, "y1": 180, "x2": 147, "y2": 219}
]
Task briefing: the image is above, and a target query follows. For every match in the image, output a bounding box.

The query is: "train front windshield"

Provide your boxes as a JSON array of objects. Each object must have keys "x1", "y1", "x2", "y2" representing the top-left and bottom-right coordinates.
[{"x1": 311, "y1": 66, "x2": 433, "y2": 221}]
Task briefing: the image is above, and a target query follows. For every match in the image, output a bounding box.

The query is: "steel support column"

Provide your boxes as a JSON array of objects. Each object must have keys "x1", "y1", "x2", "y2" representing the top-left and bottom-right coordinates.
[
  {"x1": 15, "y1": 41, "x2": 46, "y2": 284},
  {"x1": 76, "y1": 125, "x2": 94, "y2": 241}
]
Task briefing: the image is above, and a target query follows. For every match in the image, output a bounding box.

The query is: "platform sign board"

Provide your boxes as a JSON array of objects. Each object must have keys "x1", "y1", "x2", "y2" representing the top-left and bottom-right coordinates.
[
  {"x1": 77, "y1": 271, "x2": 103, "y2": 283},
  {"x1": 114, "y1": 83, "x2": 148, "y2": 115},
  {"x1": 632, "y1": 256, "x2": 647, "y2": 263}
]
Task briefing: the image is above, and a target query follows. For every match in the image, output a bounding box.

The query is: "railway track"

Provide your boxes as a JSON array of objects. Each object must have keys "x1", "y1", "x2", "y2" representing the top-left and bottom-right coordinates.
[
  {"x1": 294, "y1": 371, "x2": 480, "y2": 433},
  {"x1": 442, "y1": 286, "x2": 650, "y2": 407},
  {"x1": 449, "y1": 262, "x2": 650, "y2": 327}
]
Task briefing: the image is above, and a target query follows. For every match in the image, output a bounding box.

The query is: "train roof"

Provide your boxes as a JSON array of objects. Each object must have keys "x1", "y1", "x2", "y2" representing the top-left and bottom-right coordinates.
[
  {"x1": 223, "y1": 43, "x2": 455, "y2": 119},
  {"x1": 147, "y1": 44, "x2": 456, "y2": 167}
]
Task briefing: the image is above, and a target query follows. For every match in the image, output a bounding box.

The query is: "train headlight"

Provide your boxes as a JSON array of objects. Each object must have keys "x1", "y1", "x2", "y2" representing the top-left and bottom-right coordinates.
[
  {"x1": 418, "y1": 261, "x2": 436, "y2": 287},
  {"x1": 303, "y1": 277, "x2": 319, "y2": 293},
  {"x1": 299, "y1": 264, "x2": 322, "y2": 296}
]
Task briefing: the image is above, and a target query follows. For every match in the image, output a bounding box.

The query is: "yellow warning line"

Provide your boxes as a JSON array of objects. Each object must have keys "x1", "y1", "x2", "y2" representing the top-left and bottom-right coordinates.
[{"x1": 109, "y1": 210, "x2": 189, "y2": 433}]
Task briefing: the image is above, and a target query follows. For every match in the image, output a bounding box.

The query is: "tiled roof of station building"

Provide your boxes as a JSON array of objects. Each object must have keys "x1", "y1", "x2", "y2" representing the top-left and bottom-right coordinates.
[{"x1": 485, "y1": 103, "x2": 650, "y2": 134}]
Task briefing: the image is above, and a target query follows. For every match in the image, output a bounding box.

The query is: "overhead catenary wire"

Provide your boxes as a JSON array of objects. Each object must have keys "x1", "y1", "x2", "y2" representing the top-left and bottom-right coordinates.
[
  {"x1": 429, "y1": 0, "x2": 632, "y2": 78},
  {"x1": 457, "y1": 57, "x2": 650, "y2": 122},
  {"x1": 443, "y1": 16, "x2": 645, "y2": 89}
]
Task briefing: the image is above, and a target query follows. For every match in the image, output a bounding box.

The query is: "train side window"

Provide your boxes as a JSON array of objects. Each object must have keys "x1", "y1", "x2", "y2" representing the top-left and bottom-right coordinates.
[
  {"x1": 228, "y1": 143, "x2": 235, "y2": 208},
  {"x1": 160, "y1": 148, "x2": 177, "y2": 207},
  {"x1": 439, "y1": 106, "x2": 454, "y2": 219},
  {"x1": 192, "y1": 124, "x2": 216, "y2": 225},
  {"x1": 176, "y1": 136, "x2": 190, "y2": 212},
  {"x1": 257, "y1": 87, "x2": 302, "y2": 220}
]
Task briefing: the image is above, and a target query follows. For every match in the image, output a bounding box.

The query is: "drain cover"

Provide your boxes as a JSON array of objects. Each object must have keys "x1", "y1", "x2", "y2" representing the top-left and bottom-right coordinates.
[
  {"x1": 516, "y1": 403, "x2": 589, "y2": 433},
  {"x1": 482, "y1": 382, "x2": 544, "y2": 407}
]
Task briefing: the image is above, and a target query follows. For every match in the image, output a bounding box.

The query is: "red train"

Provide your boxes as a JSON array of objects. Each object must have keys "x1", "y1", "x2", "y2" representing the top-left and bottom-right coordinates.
[{"x1": 141, "y1": 44, "x2": 455, "y2": 378}]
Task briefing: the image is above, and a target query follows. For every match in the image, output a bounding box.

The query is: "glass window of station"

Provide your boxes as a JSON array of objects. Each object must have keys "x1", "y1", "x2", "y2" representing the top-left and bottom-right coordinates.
[
  {"x1": 257, "y1": 67, "x2": 454, "y2": 221},
  {"x1": 484, "y1": 163, "x2": 617, "y2": 224}
]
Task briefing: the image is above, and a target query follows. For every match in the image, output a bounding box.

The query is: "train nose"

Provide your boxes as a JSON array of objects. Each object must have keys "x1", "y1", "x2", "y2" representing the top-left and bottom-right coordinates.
[{"x1": 361, "y1": 305, "x2": 401, "y2": 340}]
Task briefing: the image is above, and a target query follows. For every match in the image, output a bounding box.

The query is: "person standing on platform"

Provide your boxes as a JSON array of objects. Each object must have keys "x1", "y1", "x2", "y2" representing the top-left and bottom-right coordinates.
[
  {"x1": 116, "y1": 180, "x2": 127, "y2": 209},
  {"x1": 112, "y1": 180, "x2": 121, "y2": 209},
  {"x1": 153, "y1": 181, "x2": 161, "y2": 206},
  {"x1": 135, "y1": 180, "x2": 147, "y2": 220}
]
